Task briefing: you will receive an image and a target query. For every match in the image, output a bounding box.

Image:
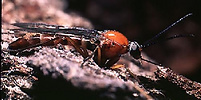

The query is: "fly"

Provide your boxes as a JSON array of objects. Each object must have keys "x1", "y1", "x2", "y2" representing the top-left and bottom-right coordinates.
[{"x1": 7, "y1": 13, "x2": 194, "y2": 69}]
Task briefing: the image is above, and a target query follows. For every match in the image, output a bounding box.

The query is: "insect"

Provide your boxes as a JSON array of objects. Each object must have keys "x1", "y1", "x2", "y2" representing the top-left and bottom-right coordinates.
[{"x1": 8, "y1": 13, "x2": 193, "y2": 69}]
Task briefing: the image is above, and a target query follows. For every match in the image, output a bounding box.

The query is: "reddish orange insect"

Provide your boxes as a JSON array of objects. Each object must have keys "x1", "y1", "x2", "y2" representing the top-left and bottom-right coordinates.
[{"x1": 8, "y1": 13, "x2": 193, "y2": 69}]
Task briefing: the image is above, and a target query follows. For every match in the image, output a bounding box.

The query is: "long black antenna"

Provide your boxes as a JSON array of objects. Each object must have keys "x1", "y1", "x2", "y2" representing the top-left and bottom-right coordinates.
[
  {"x1": 143, "y1": 13, "x2": 193, "y2": 46},
  {"x1": 140, "y1": 58, "x2": 162, "y2": 66},
  {"x1": 142, "y1": 34, "x2": 195, "y2": 48}
]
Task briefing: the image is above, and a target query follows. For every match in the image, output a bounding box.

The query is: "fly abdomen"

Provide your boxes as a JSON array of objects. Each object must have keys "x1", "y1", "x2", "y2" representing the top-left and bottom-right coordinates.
[
  {"x1": 8, "y1": 36, "x2": 69, "y2": 50},
  {"x1": 8, "y1": 38, "x2": 40, "y2": 50}
]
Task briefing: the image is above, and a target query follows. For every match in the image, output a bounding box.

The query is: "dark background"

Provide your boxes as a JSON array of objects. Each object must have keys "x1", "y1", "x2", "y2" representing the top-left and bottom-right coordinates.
[{"x1": 65, "y1": 0, "x2": 201, "y2": 82}]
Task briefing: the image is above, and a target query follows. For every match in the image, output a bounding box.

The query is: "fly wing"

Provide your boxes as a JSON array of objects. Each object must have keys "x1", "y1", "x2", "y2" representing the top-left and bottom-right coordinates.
[{"x1": 10, "y1": 23, "x2": 100, "y2": 40}]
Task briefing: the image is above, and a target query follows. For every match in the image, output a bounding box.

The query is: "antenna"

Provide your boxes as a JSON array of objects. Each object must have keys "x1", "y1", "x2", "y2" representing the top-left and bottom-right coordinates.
[
  {"x1": 143, "y1": 13, "x2": 193, "y2": 47},
  {"x1": 142, "y1": 34, "x2": 195, "y2": 48},
  {"x1": 140, "y1": 58, "x2": 162, "y2": 66}
]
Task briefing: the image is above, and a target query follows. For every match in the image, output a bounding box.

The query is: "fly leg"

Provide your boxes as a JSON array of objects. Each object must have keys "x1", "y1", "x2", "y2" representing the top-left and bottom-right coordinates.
[
  {"x1": 105, "y1": 56, "x2": 122, "y2": 69},
  {"x1": 65, "y1": 37, "x2": 89, "y2": 58},
  {"x1": 92, "y1": 48, "x2": 122, "y2": 69}
]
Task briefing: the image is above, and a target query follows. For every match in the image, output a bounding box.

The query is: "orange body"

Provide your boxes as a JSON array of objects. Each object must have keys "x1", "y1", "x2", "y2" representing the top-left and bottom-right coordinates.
[
  {"x1": 93, "y1": 31, "x2": 129, "y2": 67},
  {"x1": 102, "y1": 31, "x2": 129, "y2": 58}
]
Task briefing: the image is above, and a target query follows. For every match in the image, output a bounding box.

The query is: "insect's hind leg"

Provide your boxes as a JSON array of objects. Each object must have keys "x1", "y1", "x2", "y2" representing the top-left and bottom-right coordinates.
[{"x1": 65, "y1": 37, "x2": 89, "y2": 58}]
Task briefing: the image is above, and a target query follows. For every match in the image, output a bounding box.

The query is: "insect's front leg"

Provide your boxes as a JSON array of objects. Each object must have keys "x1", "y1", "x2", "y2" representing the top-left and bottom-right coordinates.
[
  {"x1": 105, "y1": 56, "x2": 121, "y2": 69},
  {"x1": 94, "y1": 52, "x2": 121, "y2": 69}
]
